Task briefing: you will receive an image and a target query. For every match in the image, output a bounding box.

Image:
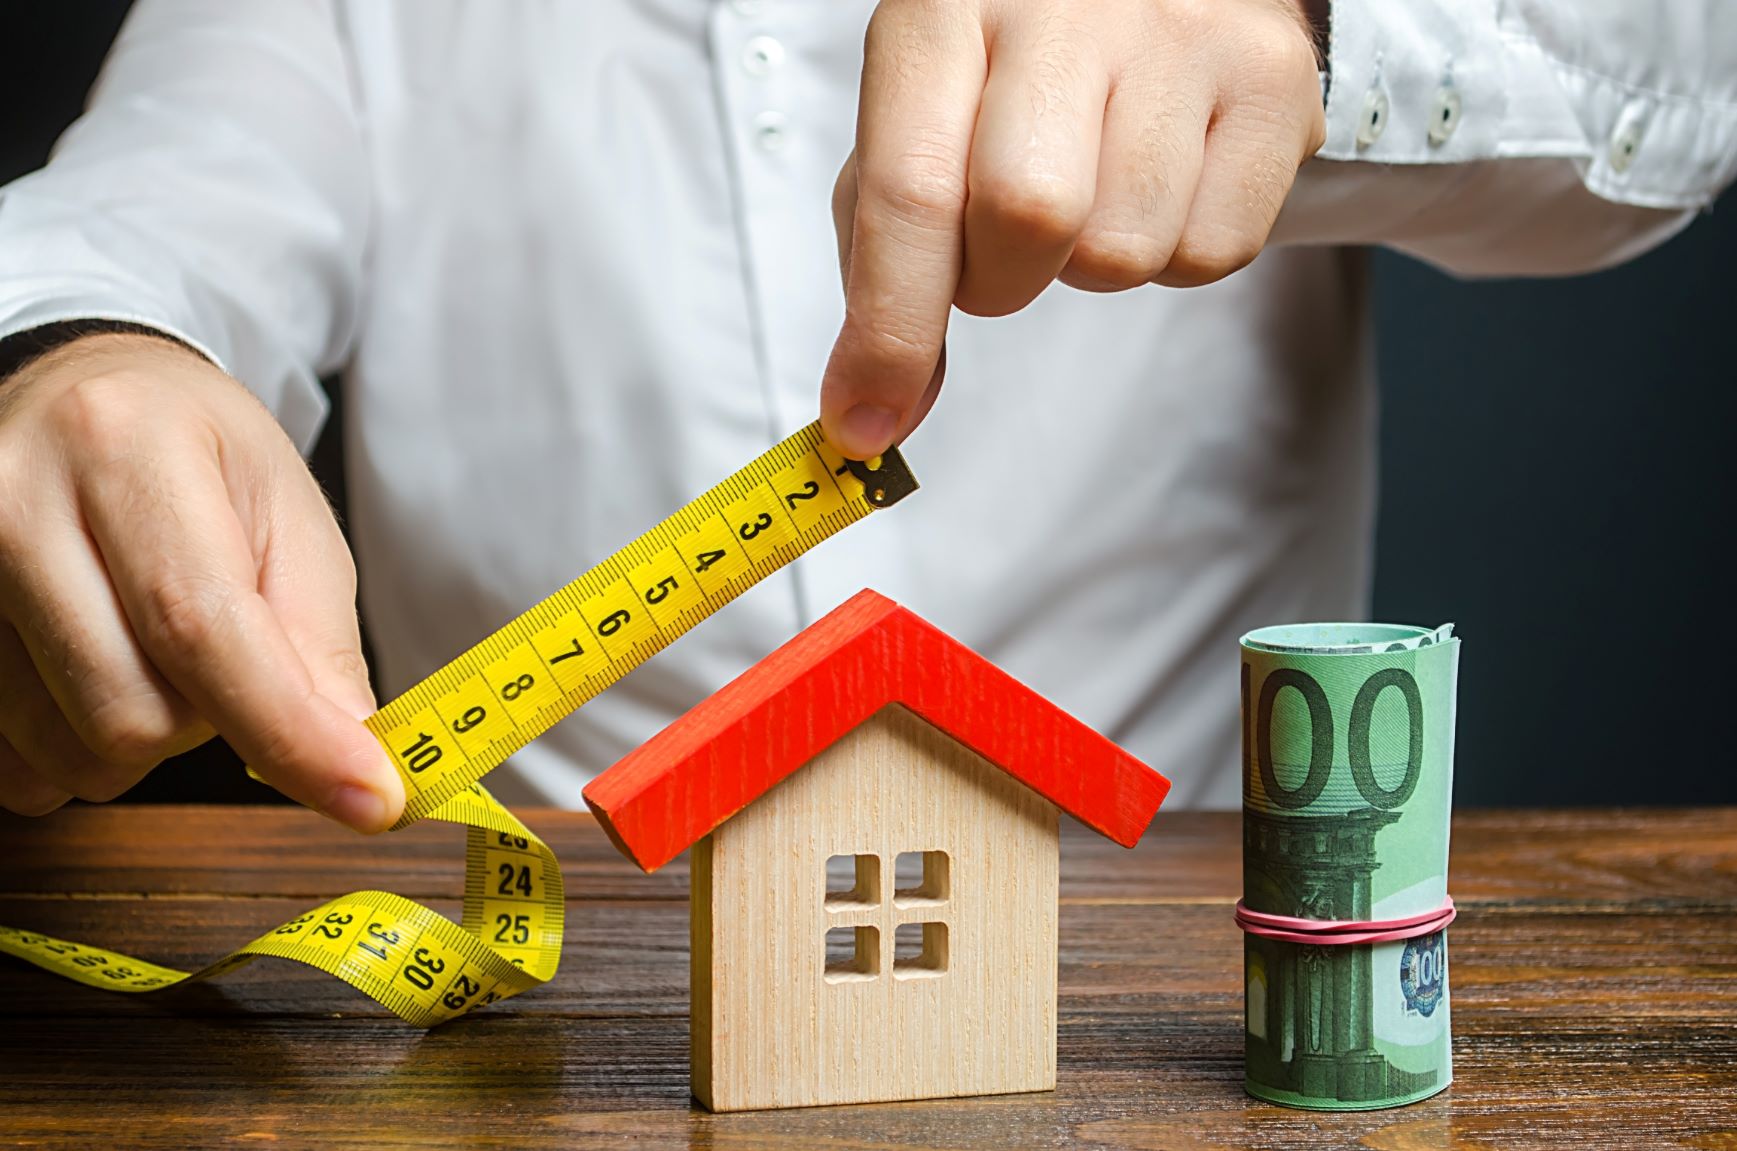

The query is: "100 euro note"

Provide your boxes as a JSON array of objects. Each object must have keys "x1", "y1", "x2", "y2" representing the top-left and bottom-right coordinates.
[{"x1": 1241, "y1": 623, "x2": 1460, "y2": 1110}]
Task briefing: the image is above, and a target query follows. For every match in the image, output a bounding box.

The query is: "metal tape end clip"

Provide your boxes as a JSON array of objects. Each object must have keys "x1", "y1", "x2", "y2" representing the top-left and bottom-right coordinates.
[{"x1": 844, "y1": 446, "x2": 919, "y2": 508}]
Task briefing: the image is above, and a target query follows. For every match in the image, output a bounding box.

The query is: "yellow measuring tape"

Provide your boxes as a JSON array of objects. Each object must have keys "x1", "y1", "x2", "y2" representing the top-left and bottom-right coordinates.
[{"x1": 0, "y1": 423, "x2": 917, "y2": 1026}]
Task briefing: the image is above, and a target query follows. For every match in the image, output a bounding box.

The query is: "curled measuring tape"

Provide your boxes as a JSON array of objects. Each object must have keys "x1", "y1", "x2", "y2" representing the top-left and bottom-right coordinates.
[{"x1": 0, "y1": 423, "x2": 917, "y2": 1026}]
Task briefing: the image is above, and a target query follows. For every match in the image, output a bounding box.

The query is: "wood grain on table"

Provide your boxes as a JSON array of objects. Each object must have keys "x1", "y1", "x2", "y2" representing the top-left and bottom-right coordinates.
[{"x1": 2, "y1": 806, "x2": 1734, "y2": 1150}]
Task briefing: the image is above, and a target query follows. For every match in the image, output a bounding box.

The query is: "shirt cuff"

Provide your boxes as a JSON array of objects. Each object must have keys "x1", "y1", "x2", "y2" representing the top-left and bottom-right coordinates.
[
  {"x1": 1318, "y1": 0, "x2": 1737, "y2": 211},
  {"x1": 0, "y1": 277, "x2": 329, "y2": 454}
]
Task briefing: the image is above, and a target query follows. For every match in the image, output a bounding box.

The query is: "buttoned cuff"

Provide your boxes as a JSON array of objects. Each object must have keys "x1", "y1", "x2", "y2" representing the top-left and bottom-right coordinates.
[{"x1": 1318, "y1": 0, "x2": 1737, "y2": 211}]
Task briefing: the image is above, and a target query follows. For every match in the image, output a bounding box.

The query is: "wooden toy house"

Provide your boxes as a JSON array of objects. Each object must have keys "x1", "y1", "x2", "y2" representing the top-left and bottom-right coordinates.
[{"x1": 583, "y1": 590, "x2": 1170, "y2": 1112}]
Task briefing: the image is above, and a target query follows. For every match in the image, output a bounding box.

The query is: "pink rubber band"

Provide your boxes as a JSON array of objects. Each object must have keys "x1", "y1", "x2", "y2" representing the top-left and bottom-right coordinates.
[{"x1": 1234, "y1": 897, "x2": 1456, "y2": 946}]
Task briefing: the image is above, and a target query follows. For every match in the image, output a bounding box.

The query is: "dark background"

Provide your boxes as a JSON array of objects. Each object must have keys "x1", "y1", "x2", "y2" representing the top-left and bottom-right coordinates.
[{"x1": 4, "y1": 4, "x2": 1732, "y2": 807}]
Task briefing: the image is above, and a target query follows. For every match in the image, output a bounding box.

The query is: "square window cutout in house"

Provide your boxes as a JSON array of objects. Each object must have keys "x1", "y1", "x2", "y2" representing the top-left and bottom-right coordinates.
[
  {"x1": 824, "y1": 925, "x2": 879, "y2": 983},
  {"x1": 893, "y1": 921, "x2": 948, "y2": 978},
  {"x1": 825, "y1": 853, "x2": 880, "y2": 910},
  {"x1": 893, "y1": 850, "x2": 949, "y2": 906}
]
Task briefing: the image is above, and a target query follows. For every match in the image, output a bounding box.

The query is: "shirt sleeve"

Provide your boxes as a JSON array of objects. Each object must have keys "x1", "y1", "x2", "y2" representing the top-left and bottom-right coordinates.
[
  {"x1": 0, "y1": 0, "x2": 368, "y2": 452},
  {"x1": 1273, "y1": 0, "x2": 1737, "y2": 277}
]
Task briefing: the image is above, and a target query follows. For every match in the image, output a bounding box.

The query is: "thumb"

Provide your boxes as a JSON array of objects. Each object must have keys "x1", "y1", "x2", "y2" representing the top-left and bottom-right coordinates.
[
  {"x1": 262, "y1": 473, "x2": 379, "y2": 723},
  {"x1": 255, "y1": 463, "x2": 405, "y2": 829},
  {"x1": 85, "y1": 440, "x2": 402, "y2": 833}
]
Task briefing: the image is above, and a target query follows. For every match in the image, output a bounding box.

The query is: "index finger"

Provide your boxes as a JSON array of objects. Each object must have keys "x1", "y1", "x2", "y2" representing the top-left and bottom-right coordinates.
[
  {"x1": 820, "y1": 0, "x2": 986, "y2": 459},
  {"x1": 79, "y1": 450, "x2": 402, "y2": 832}
]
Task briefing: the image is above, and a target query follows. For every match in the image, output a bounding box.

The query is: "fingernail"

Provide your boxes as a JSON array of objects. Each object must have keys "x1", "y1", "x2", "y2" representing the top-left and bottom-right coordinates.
[
  {"x1": 325, "y1": 784, "x2": 391, "y2": 834},
  {"x1": 328, "y1": 686, "x2": 379, "y2": 723},
  {"x1": 839, "y1": 403, "x2": 899, "y2": 458}
]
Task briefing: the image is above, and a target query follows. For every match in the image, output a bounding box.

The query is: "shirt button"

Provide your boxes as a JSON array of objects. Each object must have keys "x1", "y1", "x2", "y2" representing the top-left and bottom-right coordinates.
[
  {"x1": 742, "y1": 35, "x2": 784, "y2": 77},
  {"x1": 1428, "y1": 87, "x2": 1461, "y2": 146},
  {"x1": 1356, "y1": 86, "x2": 1389, "y2": 148},
  {"x1": 754, "y1": 110, "x2": 789, "y2": 152},
  {"x1": 1610, "y1": 119, "x2": 1643, "y2": 173}
]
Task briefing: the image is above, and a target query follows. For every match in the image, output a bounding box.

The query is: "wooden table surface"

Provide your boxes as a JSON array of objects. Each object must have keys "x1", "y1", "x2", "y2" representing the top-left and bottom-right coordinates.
[{"x1": 2, "y1": 805, "x2": 1735, "y2": 1150}]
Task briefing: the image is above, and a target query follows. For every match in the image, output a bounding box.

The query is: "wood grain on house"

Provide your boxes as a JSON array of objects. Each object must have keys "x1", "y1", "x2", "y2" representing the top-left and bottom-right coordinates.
[{"x1": 694, "y1": 705, "x2": 1060, "y2": 1110}]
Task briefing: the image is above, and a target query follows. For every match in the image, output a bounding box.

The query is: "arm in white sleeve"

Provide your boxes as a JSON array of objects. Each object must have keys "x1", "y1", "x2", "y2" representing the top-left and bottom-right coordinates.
[
  {"x1": 1273, "y1": 0, "x2": 1737, "y2": 277},
  {"x1": 0, "y1": 0, "x2": 368, "y2": 452}
]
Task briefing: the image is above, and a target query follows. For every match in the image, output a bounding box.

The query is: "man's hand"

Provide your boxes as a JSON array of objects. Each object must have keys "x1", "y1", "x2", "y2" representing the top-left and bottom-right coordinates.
[
  {"x1": 821, "y1": 0, "x2": 1326, "y2": 458},
  {"x1": 0, "y1": 334, "x2": 402, "y2": 831}
]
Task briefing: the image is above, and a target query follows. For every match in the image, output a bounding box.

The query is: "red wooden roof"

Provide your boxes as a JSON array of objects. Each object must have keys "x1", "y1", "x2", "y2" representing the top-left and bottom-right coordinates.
[{"x1": 583, "y1": 589, "x2": 1171, "y2": 873}]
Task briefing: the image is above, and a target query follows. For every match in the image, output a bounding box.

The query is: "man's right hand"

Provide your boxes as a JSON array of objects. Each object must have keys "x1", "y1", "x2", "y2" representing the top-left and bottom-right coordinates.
[{"x1": 0, "y1": 333, "x2": 402, "y2": 831}]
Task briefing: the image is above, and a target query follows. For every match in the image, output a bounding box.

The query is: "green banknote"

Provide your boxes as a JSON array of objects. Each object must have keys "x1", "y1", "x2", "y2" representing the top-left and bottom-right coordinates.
[{"x1": 1241, "y1": 623, "x2": 1459, "y2": 1110}]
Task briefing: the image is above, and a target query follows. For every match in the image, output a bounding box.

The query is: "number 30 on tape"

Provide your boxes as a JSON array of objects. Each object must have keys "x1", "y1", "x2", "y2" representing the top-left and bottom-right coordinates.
[{"x1": 0, "y1": 423, "x2": 918, "y2": 1026}]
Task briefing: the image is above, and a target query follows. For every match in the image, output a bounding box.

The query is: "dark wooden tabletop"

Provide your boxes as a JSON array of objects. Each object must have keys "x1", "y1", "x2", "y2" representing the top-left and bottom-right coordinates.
[{"x1": 2, "y1": 805, "x2": 1735, "y2": 1149}]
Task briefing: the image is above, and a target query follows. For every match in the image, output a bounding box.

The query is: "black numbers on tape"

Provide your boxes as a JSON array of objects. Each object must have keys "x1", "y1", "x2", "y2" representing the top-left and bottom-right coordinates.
[
  {"x1": 10, "y1": 935, "x2": 160, "y2": 987},
  {"x1": 358, "y1": 923, "x2": 402, "y2": 962},
  {"x1": 274, "y1": 913, "x2": 315, "y2": 937},
  {"x1": 644, "y1": 575, "x2": 678, "y2": 605},
  {"x1": 493, "y1": 914, "x2": 531, "y2": 946},
  {"x1": 496, "y1": 833, "x2": 529, "y2": 850},
  {"x1": 549, "y1": 638, "x2": 585, "y2": 664},
  {"x1": 500, "y1": 673, "x2": 535, "y2": 702},
  {"x1": 1244, "y1": 662, "x2": 1425, "y2": 811},
  {"x1": 693, "y1": 549, "x2": 725, "y2": 573},
  {"x1": 314, "y1": 912, "x2": 354, "y2": 940},
  {"x1": 497, "y1": 863, "x2": 534, "y2": 897},
  {"x1": 782, "y1": 480, "x2": 819, "y2": 510},
  {"x1": 401, "y1": 947, "x2": 446, "y2": 991},
  {"x1": 443, "y1": 974, "x2": 482, "y2": 1012},
  {"x1": 453, "y1": 706, "x2": 487, "y2": 735},
  {"x1": 598, "y1": 609, "x2": 631, "y2": 637},
  {"x1": 399, "y1": 731, "x2": 442, "y2": 774},
  {"x1": 738, "y1": 512, "x2": 772, "y2": 541}
]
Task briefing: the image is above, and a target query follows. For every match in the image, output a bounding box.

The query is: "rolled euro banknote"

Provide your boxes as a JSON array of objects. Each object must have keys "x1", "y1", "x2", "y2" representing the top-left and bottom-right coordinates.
[{"x1": 1240, "y1": 623, "x2": 1459, "y2": 1110}]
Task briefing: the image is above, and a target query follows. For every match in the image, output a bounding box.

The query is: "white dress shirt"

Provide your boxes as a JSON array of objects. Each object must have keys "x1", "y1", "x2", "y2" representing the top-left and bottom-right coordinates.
[{"x1": 1, "y1": 0, "x2": 1732, "y2": 809}]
